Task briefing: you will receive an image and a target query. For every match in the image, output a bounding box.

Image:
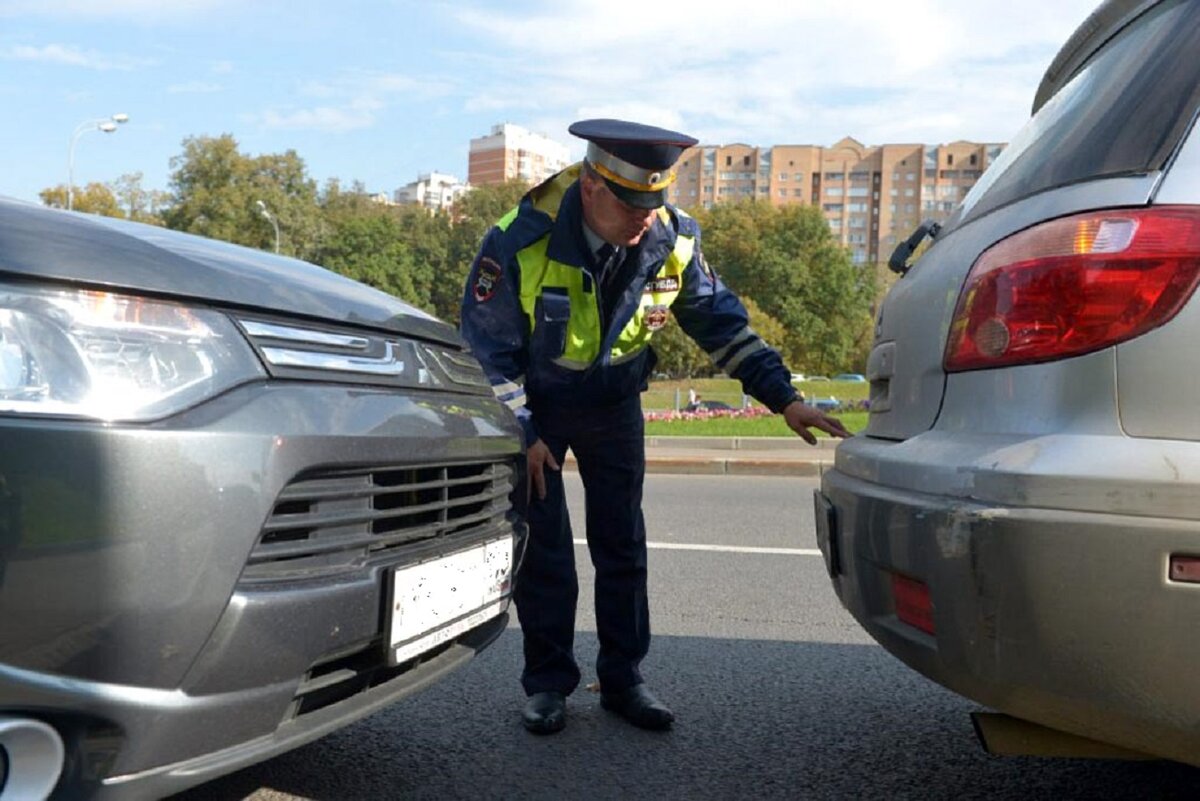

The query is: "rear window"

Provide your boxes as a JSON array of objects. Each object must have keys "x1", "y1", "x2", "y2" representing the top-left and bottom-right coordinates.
[{"x1": 957, "y1": 0, "x2": 1200, "y2": 224}]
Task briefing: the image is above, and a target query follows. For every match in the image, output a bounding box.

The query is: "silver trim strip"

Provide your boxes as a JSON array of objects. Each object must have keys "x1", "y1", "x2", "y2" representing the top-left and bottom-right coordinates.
[
  {"x1": 262, "y1": 344, "x2": 411, "y2": 377},
  {"x1": 242, "y1": 320, "x2": 369, "y2": 349}
]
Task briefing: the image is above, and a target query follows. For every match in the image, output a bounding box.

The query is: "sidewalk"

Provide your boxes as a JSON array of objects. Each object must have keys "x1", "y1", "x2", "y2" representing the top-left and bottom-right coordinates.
[{"x1": 562, "y1": 436, "x2": 839, "y2": 477}]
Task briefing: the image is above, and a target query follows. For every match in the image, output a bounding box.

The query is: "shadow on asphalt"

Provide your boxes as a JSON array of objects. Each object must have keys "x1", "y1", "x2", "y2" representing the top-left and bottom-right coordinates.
[{"x1": 169, "y1": 630, "x2": 1200, "y2": 801}]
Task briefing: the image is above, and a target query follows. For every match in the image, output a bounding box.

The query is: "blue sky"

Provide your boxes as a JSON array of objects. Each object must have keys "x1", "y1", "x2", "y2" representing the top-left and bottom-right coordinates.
[{"x1": 1, "y1": 0, "x2": 1101, "y2": 204}]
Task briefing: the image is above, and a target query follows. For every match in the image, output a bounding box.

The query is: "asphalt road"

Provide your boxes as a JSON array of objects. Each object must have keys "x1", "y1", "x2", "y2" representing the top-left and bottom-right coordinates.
[{"x1": 173, "y1": 475, "x2": 1199, "y2": 801}]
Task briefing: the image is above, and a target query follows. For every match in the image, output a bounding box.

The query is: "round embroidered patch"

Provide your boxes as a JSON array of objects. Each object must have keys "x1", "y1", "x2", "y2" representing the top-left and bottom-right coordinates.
[
  {"x1": 644, "y1": 304, "x2": 670, "y2": 331},
  {"x1": 473, "y1": 257, "x2": 503, "y2": 302}
]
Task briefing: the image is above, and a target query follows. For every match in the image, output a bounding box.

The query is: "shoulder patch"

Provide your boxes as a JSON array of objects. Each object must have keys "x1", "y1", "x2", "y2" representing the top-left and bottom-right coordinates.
[{"x1": 472, "y1": 257, "x2": 503, "y2": 302}]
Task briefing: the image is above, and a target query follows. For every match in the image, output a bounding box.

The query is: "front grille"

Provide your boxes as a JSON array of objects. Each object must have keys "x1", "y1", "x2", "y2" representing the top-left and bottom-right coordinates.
[{"x1": 242, "y1": 459, "x2": 515, "y2": 582}]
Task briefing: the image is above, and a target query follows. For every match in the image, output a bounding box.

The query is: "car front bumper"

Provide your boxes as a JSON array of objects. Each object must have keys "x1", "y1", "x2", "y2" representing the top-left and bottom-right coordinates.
[
  {"x1": 0, "y1": 380, "x2": 525, "y2": 799},
  {"x1": 820, "y1": 433, "x2": 1200, "y2": 767}
]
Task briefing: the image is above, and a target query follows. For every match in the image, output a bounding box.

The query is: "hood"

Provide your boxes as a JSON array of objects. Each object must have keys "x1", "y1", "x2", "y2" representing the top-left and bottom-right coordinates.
[{"x1": 0, "y1": 196, "x2": 462, "y2": 348}]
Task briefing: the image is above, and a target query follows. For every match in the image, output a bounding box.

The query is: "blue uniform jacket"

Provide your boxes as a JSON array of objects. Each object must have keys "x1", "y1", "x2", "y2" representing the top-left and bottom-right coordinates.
[{"x1": 460, "y1": 171, "x2": 799, "y2": 446}]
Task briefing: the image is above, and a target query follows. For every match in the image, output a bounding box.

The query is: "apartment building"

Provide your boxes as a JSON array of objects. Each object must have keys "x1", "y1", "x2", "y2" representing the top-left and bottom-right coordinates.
[
  {"x1": 467, "y1": 123, "x2": 571, "y2": 187},
  {"x1": 395, "y1": 172, "x2": 470, "y2": 212},
  {"x1": 668, "y1": 137, "x2": 1005, "y2": 265}
]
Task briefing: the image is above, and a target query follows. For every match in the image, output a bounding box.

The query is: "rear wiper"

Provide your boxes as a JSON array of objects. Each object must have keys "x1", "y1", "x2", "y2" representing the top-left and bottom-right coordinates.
[{"x1": 888, "y1": 219, "x2": 942, "y2": 275}]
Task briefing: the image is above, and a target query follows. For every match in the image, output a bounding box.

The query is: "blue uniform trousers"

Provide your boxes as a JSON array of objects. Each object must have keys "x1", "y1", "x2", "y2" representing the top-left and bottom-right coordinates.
[{"x1": 515, "y1": 395, "x2": 649, "y2": 697}]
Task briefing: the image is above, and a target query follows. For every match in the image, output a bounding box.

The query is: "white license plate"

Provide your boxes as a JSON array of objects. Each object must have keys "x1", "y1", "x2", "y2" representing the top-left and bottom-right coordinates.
[{"x1": 387, "y1": 535, "x2": 513, "y2": 665}]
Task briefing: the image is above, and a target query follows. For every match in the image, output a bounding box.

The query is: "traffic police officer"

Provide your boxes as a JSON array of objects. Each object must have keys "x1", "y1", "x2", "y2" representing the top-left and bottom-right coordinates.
[{"x1": 460, "y1": 119, "x2": 850, "y2": 734}]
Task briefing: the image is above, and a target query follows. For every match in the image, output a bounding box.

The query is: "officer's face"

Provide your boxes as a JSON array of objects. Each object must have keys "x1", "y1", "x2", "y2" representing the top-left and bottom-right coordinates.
[{"x1": 581, "y1": 173, "x2": 659, "y2": 247}]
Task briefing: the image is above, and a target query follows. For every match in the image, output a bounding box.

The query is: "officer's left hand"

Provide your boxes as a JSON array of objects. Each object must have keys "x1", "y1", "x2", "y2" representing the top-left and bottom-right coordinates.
[{"x1": 782, "y1": 400, "x2": 852, "y2": 445}]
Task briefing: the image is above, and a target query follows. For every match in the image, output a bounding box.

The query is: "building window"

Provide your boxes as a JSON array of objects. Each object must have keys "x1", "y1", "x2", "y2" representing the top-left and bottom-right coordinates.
[
  {"x1": 823, "y1": 203, "x2": 844, "y2": 212},
  {"x1": 848, "y1": 187, "x2": 869, "y2": 197},
  {"x1": 794, "y1": 172, "x2": 804, "y2": 181},
  {"x1": 970, "y1": 153, "x2": 978, "y2": 165},
  {"x1": 824, "y1": 171, "x2": 844, "y2": 181},
  {"x1": 947, "y1": 154, "x2": 954, "y2": 166},
  {"x1": 743, "y1": 155, "x2": 751, "y2": 166},
  {"x1": 826, "y1": 187, "x2": 843, "y2": 196},
  {"x1": 794, "y1": 188, "x2": 806, "y2": 196},
  {"x1": 778, "y1": 172, "x2": 789, "y2": 181},
  {"x1": 778, "y1": 189, "x2": 788, "y2": 197},
  {"x1": 849, "y1": 171, "x2": 869, "y2": 181},
  {"x1": 726, "y1": 156, "x2": 732, "y2": 166},
  {"x1": 904, "y1": 188, "x2": 915, "y2": 197}
]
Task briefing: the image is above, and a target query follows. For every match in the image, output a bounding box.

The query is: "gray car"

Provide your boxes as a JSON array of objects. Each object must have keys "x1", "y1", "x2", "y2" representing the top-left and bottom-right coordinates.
[
  {"x1": 818, "y1": 0, "x2": 1200, "y2": 766},
  {"x1": 0, "y1": 198, "x2": 525, "y2": 799}
]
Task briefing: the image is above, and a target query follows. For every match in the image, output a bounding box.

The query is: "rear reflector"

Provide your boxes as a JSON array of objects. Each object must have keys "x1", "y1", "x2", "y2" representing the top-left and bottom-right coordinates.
[
  {"x1": 891, "y1": 573, "x2": 935, "y2": 635},
  {"x1": 1169, "y1": 555, "x2": 1200, "y2": 584},
  {"x1": 945, "y1": 206, "x2": 1200, "y2": 372}
]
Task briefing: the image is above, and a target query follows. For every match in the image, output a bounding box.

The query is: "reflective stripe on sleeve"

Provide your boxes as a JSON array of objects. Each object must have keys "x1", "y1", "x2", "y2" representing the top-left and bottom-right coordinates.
[
  {"x1": 707, "y1": 326, "x2": 756, "y2": 365},
  {"x1": 491, "y1": 380, "x2": 522, "y2": 398},
  {"x1": 722, "y1": 338, "x2": 767, "y2": 375}
]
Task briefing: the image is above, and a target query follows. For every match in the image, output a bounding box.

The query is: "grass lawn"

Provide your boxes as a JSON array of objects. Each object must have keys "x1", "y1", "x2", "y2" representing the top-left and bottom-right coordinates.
[
  {"x1": 642, "y1": 378, "x2": 868, "y2": 437},
  {"x1": 643, "y1": 377, "x2": 867, "y2": 411},
  {"x1": 645, "y1": 411, "x2": 868, "y2": 437}
]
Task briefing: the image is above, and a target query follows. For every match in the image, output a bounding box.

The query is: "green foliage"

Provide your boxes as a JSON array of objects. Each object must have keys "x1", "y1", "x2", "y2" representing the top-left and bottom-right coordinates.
[
  {"x1": 691, "y1": 200, "x2": 875, "y2": 374},
  {"x1": 40, "y1": 182, "x2": 122, "y2": 217},
  {"x1": 312, "y1": 213, "x2": 420, "y2": 303},
  {"x1": 162, "y1": 134, "x2": 322, "y2": 258},
  {"x1": 109, "y1": 172, "x2": 168, "y2": 224}
]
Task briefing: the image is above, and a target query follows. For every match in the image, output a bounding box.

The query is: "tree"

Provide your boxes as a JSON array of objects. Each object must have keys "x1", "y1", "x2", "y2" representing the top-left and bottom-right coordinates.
[
  {"x1": 162, "y1": 134, "x2": 323, "y2": 258},
  {"x1": 109, "y1": 172, "x2": 168, "y2": 225},
  {"x1": 39, "y1": 182, "x2": 121, "y2": 217},
  {"x1": 691, "y1": 200, "x2": 874, "y2": 373},
  {"x1": 315, "y1": 213, "x2": 420, "y2": 303}
]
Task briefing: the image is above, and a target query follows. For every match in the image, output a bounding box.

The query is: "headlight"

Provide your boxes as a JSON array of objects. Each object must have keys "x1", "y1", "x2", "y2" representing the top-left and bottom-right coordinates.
[{"x1": 0, "y1": 283, "x2": 265, "y2": 421}]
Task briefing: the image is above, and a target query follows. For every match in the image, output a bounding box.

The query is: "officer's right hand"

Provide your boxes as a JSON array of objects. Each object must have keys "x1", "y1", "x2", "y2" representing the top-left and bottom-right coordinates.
[{"x1": 527, "y1": 439, "x2": 561, "y2": 502}]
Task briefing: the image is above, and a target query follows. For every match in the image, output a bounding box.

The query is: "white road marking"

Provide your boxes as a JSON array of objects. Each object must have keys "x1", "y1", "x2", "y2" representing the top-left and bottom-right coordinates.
[{"x1": 572, "y1": 539, "x2": 819, "y2": 556}]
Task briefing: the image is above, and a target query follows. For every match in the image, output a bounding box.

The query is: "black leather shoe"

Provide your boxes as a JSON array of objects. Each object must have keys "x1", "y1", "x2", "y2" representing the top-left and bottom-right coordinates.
[
  {"x1": 600, "y1": 684, "x2": 674, "y2": 730},
  {"x1": 522, "y1": 691, "x2": 566, "y2": 734}
]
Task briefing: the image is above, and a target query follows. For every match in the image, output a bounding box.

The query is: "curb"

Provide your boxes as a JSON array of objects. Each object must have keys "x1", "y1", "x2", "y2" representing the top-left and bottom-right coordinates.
[{"x1": 562, "y1": 452, "x2": 830, "y2": 477}]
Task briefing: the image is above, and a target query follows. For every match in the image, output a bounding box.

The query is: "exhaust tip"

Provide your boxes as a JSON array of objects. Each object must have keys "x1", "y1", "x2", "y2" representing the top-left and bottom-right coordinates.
[
  {"x1": 971, "y1": 712, "x2": 1153, "y2": 761},
  {"x1": 0, "y1": 716, "x2": 65, "y2": 800}
]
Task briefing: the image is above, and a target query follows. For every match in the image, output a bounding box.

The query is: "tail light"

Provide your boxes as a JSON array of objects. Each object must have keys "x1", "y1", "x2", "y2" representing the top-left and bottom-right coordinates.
[
  {"x1": 891, "y1": 573, "x2": 935, "y2": 635},
  {"x1": 944, "y1": 206, "x2": 1200, "y2": 372}
]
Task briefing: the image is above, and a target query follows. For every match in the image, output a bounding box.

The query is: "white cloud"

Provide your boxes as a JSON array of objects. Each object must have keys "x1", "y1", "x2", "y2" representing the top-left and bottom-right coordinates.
[
  {"x1": 450, "y1": 0, "x2": 1098, "y2": 147},
  {"x1": 1, "y1": 43, "x2": 154, "y2": 71},
  {"x1": 255, "y1": 70, "x2": 455, "y2": 134}
]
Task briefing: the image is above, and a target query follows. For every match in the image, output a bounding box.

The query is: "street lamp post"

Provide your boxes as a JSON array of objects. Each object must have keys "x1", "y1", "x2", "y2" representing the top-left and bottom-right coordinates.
[
  {"x1": 67, "y1": 113, "x2": 129, "y2": 211},
  {"x1": 256, "y1": 200, "x2": 280, "y2": 254}
]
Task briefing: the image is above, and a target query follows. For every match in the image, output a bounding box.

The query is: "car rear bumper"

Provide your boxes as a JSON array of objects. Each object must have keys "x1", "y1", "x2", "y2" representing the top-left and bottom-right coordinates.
[{"x1": 821, "y1": 434, "x2": 1200, "y2": 766}]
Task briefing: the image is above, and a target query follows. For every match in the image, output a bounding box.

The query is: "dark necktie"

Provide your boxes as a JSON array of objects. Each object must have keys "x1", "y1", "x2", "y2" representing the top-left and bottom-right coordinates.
[{"x1": 594, "y1": 244, "x2": 626, "y2": 330}]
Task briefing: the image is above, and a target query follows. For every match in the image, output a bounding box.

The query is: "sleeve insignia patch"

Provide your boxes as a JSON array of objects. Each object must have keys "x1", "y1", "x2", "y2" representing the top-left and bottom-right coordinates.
[{"x1": 473, "y1": 257, "x2": 503, "y2": 302}]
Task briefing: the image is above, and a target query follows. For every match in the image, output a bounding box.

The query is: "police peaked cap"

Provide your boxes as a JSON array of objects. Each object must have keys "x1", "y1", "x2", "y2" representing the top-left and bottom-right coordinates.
[{"x1": 569, "y1": 119, "x2": 698, "y2": 209}]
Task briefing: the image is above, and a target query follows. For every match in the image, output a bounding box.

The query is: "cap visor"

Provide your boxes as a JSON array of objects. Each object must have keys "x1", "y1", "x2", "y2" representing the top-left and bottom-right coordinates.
[{"x1": 605, "y1": 178, "x2": 667, "y2": 210}]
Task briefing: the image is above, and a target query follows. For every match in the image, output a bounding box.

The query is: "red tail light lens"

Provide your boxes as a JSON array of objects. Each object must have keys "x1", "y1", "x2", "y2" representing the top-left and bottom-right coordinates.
[
  {"x1": 891, "y1": 573, "x2": 935, "y2": 635},
  {"x1": 945, "y1": 206, "x2": 1200, "y2": 372}
]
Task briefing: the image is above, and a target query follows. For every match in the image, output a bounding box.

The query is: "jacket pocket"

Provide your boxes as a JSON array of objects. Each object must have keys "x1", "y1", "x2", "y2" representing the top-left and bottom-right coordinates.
[{"x1": 536, "y1": 289, "x2": 571, "y2": 359}]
